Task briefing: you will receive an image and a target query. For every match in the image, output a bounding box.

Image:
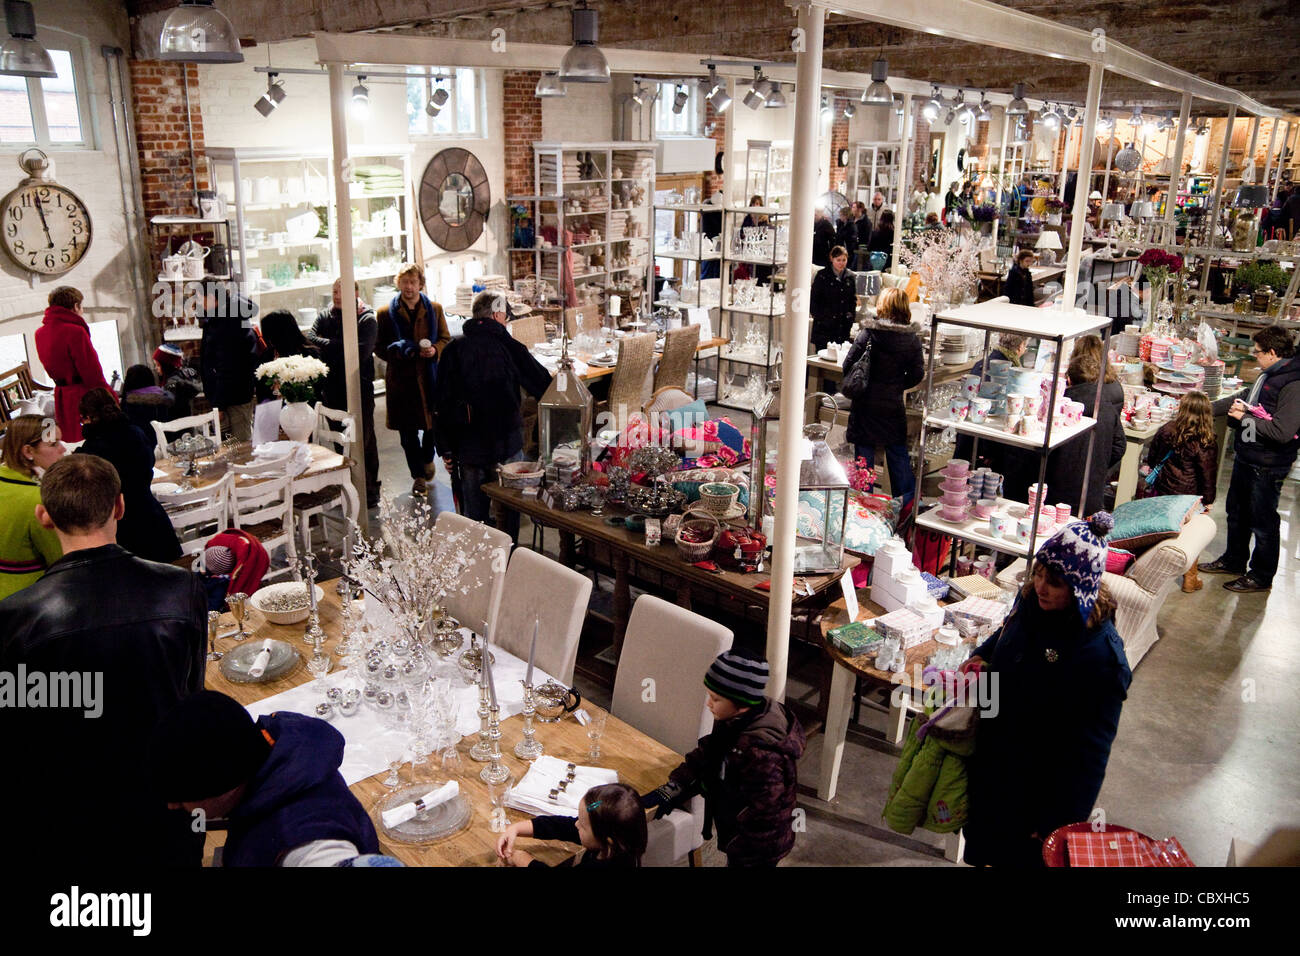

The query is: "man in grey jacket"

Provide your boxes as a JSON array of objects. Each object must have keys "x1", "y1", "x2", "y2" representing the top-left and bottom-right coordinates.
[{"x1": 1200, "y1": 325, "x2": 1300, "y2": 592}]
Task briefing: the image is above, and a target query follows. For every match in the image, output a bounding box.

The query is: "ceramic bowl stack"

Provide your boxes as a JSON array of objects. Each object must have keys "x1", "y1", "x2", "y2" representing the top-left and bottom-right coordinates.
[
  {"x1": 966, "y1": 467, "x2": 1004, "y2": 506},
  {"x1": 1148, "y1": 338, "x2": 1173, "y2": 366},
  {"x1": 937, "y1": 459, "x2": 972, "y2": 522},
  {"x1": 1115, "y1": 327, "x2": 1141, "y2": 359},
  {"x1": 455, "y1": 284, "x2": 476, "y2": 313},
  {"x1": 1201, "y1": 360, "x2": 1224, "y2": 399},
  {"x1": 939, "y1": 328, "x2": 970, "y2": 365}
]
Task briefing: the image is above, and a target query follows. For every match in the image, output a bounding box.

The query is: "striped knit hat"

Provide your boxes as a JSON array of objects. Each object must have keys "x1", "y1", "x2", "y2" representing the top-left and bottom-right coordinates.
[
  {"x1": 704, "y1": 649, "x2": 769, "y2": 707},
  {"x1": 1034, "y1": 511, "x2": 1114, "y2": 625}
]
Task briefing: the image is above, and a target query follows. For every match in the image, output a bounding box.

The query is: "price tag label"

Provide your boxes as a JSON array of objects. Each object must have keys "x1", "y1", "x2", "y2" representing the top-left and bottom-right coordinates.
[
  {"x1": 840, "y1": 571, "x2": 860, "y2": 621},
  {"x1": 557, "y1": 372, "x2": 568, "y2": 393}
]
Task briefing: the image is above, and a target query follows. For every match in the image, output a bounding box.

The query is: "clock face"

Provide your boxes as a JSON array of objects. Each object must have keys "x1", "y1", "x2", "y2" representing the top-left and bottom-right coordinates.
[{"x1": 0, "y1": 182, "x2": 92, "y2": 276}]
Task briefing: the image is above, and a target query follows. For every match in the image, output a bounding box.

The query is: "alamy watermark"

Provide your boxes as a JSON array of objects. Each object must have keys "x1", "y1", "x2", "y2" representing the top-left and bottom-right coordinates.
[{"x1": 0, "y1": 665, "x2": 102, "y2": 718}]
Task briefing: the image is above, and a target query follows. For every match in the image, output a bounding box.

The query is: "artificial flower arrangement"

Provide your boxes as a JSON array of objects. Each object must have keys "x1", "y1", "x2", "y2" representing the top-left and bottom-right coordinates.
[
  {"x1": 899, "y1": 228, "x2": 980, "y2": 307},
  {"x1": 972, "y1": 203, "x2": 999, "y2": 223},
  {"x1": 1137, "y1": 247, "x2": 1185, "y2": 289},
  {"x1": 844, "y1": 456, "x2": 878, "y2": 493},
  {"x1": 1044, "y1": 197, "x2": 1069, "y2": 212},
  {"x1": 255, "y1": 355, "x2": 330, "y2": 404}
]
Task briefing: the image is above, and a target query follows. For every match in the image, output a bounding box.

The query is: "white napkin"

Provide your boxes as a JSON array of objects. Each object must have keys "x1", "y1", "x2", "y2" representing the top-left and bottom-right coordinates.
[
  {"x1": 380, "y1": 781, "x2": 460, "y2": 828},
  {"x1": 251, "y1": 441, "x2": 311, "y2": 477},
  {"x1": 248, "y1": 641, "x2": 273, "y2": 679},
  {"x1": 506, "y1": 755, "x2": 619, "y2": 818}
]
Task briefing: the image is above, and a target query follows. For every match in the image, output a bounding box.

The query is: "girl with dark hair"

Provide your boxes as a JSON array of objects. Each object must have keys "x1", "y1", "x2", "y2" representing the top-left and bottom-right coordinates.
[
  {"x1": 496, "y1": 782, "x2": 648, "y2": 867},
  {"x1": 77, "y1": 387, "x2": 181, "y2": 563},
  {"x1": 120, "y1": 363, "x2": 174, "y2": 452},
  {"x1": 255, "y1": 310, "x2": 319, "y2": 404},
  {"x1": 809, "y1": 244, "x2": 857, "y2": 350}
]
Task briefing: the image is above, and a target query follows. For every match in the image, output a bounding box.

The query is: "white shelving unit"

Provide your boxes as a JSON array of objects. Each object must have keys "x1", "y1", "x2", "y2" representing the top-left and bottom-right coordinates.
[
  {"x1": 717, "y1": 205, "x2": 789, "y2": 410},
  {"x1": 530, "y1": 142, "x2": 657, "y2": 312},
  {"x1": 741, "y1": 140, "x2": 793, "y2": 210},
  {"x1": 849, "y1": 142, "x2": 901, "y2": 208},
  {"x1": 915, "y1": 496, "x2": 1053, "y2": 559},
  {"x1": 912, "y1": 299, "x2": 1112, "y2": 569},
  {"x1": 207, "y1": 145, "x2": 414, "y2": 318}
]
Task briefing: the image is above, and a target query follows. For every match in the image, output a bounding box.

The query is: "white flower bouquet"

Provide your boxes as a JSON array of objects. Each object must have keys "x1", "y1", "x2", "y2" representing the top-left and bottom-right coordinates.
[{"x1": 255, "y1": 355, "x2": 330, "y2": 404}]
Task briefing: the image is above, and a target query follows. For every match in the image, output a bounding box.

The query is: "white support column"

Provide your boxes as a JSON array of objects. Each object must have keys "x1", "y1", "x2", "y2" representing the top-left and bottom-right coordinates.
[
  {"x1": 1164, "y1": 92, "x2": 1192, "y2": 231},
  {"x1": 1063, "y1": 62, "x2": 1103, "y2": 310},
  {"x1": 1272, "y1": 121, "x2": 1291, "y2": 203},
  {"x1": 1202, "y1": 107, "x2": 1238, "y2": 293},
  {"x1": 327, "y1": 62, "x2": 368, "y2": 535},
  {"x1": 1262, "y1": 119, "x2": 1278, "y2": 184},
  {"x1": 992, "y1": 108, "x2": 1009, "y2": 250},
  {"x1": 1244, "y1": 117, "x2": 1260, "y2": 182},
  {"x1": 1057, "y1": 126, "x2": 1070, "y2": 201},
  {"x1": 890, "y1": 92, "x2": 912, "y2": 273},
  {"x1": 766, "y1": 0, "x2": 825, "y2": 702}
]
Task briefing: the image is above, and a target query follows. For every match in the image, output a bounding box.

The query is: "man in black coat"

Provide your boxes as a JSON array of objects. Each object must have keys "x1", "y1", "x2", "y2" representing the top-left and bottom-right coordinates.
[
  {"x1": 0, "y1": 455, "x2": 207, "y2": 865},
  {"x1": 197, "y1": 279, "x2": 262, "y2": 442},
  {"x1": 309, "y1": 279, "x2": 381, "y2": 508},
  {"x1": 812, "y1": 209, "x2": 835, "y2": 268},
  {"x1": 435, "y1": 292, "x2": 552, "y2": 538}
]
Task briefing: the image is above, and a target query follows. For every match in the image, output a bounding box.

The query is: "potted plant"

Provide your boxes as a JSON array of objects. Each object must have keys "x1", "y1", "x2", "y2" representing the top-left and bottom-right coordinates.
[{"x1": 1233, "y1": 260, "x2": 1289, "y2": 294}]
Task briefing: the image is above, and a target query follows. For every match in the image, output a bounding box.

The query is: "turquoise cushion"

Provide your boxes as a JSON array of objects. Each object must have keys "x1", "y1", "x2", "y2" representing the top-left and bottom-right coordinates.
[
  {"x1": 1110, "y1": 495, "x2": 1200, "y2": 550},
  {"x1": 796, "y1": 489, "x2": 896, "y2": 556},
  {"x1": 659, "y1": 399, "x2": 708, "y2": 433}
]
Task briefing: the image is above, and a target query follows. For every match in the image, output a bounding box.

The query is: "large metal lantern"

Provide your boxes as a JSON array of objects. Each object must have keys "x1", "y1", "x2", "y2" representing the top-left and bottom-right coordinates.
[
  {"x1": 793, "y1": 393, "x2": 850, "y2": 575},
  {"x1": 748, "y1": 377, "x2": 781, "y2": 532},
  {"x1": 538, "y1": 333, "x2": 593, "y2": 467}
]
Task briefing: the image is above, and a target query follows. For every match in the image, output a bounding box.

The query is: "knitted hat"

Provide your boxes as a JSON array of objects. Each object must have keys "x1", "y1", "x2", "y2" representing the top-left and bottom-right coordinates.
[
  {"x1": 1034, "y1": 511, "x2": 1114, "y2": 624},
  {"x1": 204, "y1": 545, "x2": 236, "y2": 575},
  {"x1": 152, "y1": 343, "x2": 185, "y2": 373},
  {"x1": 149, "y1": 691, "x2": 271, "y2": 802},
  {"x1": 703, "y1": 649, "x2": 769, "y2": 707}
]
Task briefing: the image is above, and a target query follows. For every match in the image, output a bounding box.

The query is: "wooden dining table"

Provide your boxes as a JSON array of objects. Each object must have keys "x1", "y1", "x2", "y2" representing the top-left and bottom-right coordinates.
[{"x1": 204, "y1": 583, "x2": 683, "y2": 867}]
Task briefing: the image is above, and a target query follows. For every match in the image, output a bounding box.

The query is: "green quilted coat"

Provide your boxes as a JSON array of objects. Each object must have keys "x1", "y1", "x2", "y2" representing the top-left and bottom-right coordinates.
[{"x1": 883, "y1": 713, "x2": 975, "y2": 835}]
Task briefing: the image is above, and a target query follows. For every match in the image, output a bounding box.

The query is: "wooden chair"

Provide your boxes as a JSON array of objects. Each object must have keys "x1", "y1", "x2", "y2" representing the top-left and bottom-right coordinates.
[
  {"x1": 599, "y1": 332, "x2": 655, "y2": 432},
  {"x1": 152, "y1": 410, "x2": 222, "y2": 460},
  {"x1": 612, "y1": 594, "x2": 733, "y2": 866},
  {"x1": 508, "y1": 314, "x2": 546, "y2": 348},
  {"x1": 230, "y1": 468, "x2": 297, "y2": 580},
  {"x1": 295, "y1": 403, "x2": 355, "y2": 555},
  {"x1": 653, "y1": 324, "x2": 700, "y2": 392},
  {"x1": 0, "y1": 362, "x2": 51, "y2": 422},
  {"x1": 157, "y1": 472, "x2": 232, "y2": 561}
]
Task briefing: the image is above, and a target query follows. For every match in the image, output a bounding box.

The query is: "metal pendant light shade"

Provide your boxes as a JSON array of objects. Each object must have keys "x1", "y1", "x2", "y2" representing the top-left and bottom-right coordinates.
[
  {"x1": 861, "y1": 56, "x2": 892, "y2": 105},
  {"x1": 0, "y1": 1, "x2": 54, "y2": 77},
  {"x1": 159, "y1": 0, "x2": 243, "y2": 63},
  {"x1": 558, "y1": 4, "x2": 608, "y2": 83},
  {"x1": 535, "y1": 70, "x2": 565, "y2": 98},
  {"x1": 1005, "y1": 82, "x2": 1028, "y2": 116},
  {"x1": 764, "y1": 81, "x2": 787, "y2": 109},
  {"x1": 1114, "y1": 143, "x2": 1141, "y2": 172}
]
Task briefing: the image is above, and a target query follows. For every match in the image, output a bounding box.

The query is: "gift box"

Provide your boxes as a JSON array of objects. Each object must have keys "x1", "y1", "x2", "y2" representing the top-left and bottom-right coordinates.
[
  {"x1": 872, "y1": 607, "x2": 934, "y2": 648},
  {"x1": 944, "y1": 596, "x2": 1008, "y2": 628},
  {"x1": 874, "y1": 568, "x2": 928, "y2": 608},
  {"x1": 828, "y1": 620, "x2": 883, "y2": 657},
  {"x1": 947, "y1": 574, "x2": 1004, "y2": 600},
  {"x1": 873, "y1": 540, "x2": 914, "y2": 578},
  {"x1": 908, "y1": 597, "x2": 945, "y2": 632}
]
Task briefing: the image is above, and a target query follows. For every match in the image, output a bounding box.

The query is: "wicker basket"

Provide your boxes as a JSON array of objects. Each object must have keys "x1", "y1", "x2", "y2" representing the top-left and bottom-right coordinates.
[
  {"x1": 675, "y1": 508, "x2": 721, "y2": 562},
  {"x1": 498, "y1": 460, "x2": 544, "y2": 489}
]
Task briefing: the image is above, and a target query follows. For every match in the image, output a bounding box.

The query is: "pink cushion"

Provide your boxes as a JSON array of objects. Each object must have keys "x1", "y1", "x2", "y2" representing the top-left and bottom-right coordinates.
[{"x1": 1106, "y1": 548, "x2": 1135, "y2": 574}]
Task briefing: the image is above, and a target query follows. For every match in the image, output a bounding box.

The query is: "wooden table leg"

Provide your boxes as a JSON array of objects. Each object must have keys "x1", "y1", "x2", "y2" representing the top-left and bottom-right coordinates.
[
  {"x1": 559, "y1": 530, "x2": 576, "y2": 568},
  {"x1": 676, "y1": 580, "x2": 692, "y2": 610},
  {"x1": 612, "y1": 550, "x2": 630, "y2": 657},
  {"x1": 817, "y1": 663, "x2": 855, "y2": 802}
]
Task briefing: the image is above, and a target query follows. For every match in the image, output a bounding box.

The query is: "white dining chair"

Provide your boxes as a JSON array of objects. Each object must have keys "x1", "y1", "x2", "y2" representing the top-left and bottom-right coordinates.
[
  {"x1": 611, "y1": 594, "x2": 733, "y2": 866},
  {"x1": 432, "y1": 511, "x2": 511, "y2": 638},
  {"x1": 157, "y1": 472, "x2": 233, "y2": 560},
  {"x1": 230, "y1": 468, "x2": 297, "y2": 580},
  {"x1": 491, "y1": 547, "x2": 592, "y2": 686},
  {"x1": 151, "y1": 410, "x2": 222, "y2": 460},
  {"x1": 295, "y1": 402, "x2": 355, "y2": 554}
]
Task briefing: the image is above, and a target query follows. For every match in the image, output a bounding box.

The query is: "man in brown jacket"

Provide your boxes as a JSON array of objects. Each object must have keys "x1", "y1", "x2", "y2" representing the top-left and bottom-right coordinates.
[{"x1": 374, "y1": 263, "x2": 451, "y2": 495}]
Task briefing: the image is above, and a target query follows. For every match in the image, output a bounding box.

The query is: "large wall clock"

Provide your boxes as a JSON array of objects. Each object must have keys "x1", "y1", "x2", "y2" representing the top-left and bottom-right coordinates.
[
  {"x1": 418, "y1": 147, "x2": 490, "y2": 252},
  {"x1": 0, "y1": 148, "x2": 91, "y2": 276}
]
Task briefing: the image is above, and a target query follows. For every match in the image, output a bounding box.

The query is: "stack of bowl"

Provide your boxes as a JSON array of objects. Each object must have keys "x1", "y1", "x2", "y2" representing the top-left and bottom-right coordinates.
[{"x1": 937, "y1": 459, "x2": 971, "y2": 521}]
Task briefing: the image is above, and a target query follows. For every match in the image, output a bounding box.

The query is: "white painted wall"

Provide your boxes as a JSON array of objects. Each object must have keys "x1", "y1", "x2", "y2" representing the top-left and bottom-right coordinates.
[
  {"x1": 541, "y1": 80, "x2": 615, "y2": 141},
  {"x1": 0, "y1": 0, "x2": 142, "y2": 378}
]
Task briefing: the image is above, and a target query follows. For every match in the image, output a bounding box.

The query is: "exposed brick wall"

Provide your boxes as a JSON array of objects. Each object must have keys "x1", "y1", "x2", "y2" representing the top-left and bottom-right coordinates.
[
  {"x1": 129, "y1": 61, "x2": 210, "y2": 269},
  {"x1": 504, "y1": 70, "x2": 543, "y2": 278},
  {"x1": 704, "y1": 100, "x2": 726, "y2": 197},
  {"x1": 830, "y1": 97, "x2": 850, "y2": 193},
  {"x1": 910, "y1": 110, "x2": 931, "y2": 191}
]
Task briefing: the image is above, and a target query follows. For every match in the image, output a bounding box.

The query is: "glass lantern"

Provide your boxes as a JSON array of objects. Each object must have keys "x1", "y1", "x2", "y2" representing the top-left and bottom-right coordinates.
[
  {"x1": 748, "y1": 377, "x2": 781, "y2": 532},
  {"x1": 538, "y1": 333, "x2": 593, "y2": 468},
  {"x1": 793, "y1": 395, "x2": 850, "y2": 575}
]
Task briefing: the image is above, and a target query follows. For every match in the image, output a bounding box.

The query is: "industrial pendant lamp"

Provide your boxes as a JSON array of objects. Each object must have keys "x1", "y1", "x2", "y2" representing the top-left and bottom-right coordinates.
[
  {"x1": 1005, "y1": 82, "x2": 1028, "y2": 116},
  {"x1": 0, "y1": 1, "x2": 55, "y2": 77},
  {"x1": 253, "y1": 72, "x2": 286, "y2": 117},
  {"x1": 921, "y1": 85, "x2": 943, "y2": 123},
  {"x1": 764, "y1": 81, "x2": 787, "y2": 109},
  {"x1": 158, "y1": 0, "x2": 243, "y2": 63},
  {"x1": 703, "y1": 64, "x2": 731, "y2": 113},
  {"x1": 535, "y1": 71, "x2": 566, "y2": 97},
  {"x1": 558, "y1": 1, "x2": 608, "y2": 83},
  {"x1": 861, "y1": 55, "x2": 892, "y2": 106}
]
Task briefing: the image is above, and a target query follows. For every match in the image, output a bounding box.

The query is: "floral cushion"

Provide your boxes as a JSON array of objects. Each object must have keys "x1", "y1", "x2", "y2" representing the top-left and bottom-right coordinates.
[
  {"x1": 795, "y1": 489, "x2": 896, "y2": 556},
  {"x1": 1109, "y1": 495, "x2": 1200, "y2": 551}
]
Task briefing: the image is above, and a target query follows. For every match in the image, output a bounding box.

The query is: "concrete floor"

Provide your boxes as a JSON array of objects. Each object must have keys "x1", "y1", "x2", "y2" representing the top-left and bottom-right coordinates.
[{"x1": 358, "y1": 395, "x2": 1297, "y2": 866}]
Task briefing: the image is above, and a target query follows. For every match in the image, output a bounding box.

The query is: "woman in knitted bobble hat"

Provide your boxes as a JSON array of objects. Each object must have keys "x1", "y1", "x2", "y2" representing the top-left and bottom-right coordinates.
[{"x1": 959, "y1": 512, "x2": 1133, "y2": 867}]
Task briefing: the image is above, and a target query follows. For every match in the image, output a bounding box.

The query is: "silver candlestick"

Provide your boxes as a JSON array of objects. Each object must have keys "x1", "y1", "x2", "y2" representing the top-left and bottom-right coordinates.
[
  {"x1": 469, "y1": 675, "x2": 493, "y2": 762},
  {"x1": 513, "y1": 681, "x2": 543, "y2": 760},
  {"x1": 301, "y1": 552, "x2": 324, "y2": 646},
  {"x1": 480, "y1": 703, "x2": 511, "y2": 784}
]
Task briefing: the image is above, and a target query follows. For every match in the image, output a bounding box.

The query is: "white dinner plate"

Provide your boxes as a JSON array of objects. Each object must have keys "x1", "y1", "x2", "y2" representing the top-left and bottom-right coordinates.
[{"x1": 152, "y1": 482, "x2": 182, "y2": 496}]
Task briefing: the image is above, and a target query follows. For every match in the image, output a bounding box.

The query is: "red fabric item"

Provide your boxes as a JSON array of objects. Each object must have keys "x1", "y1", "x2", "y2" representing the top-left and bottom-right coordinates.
[
  {"x1": 206, "y1": 529, "x2": 270, "y2": 596},
  {"x1": 1066, "y1": 829, "x2": 1157, "y2": 866},
  {"x1": 908, "y1": 526, "x2": 951, "y2": 576},
  {"x1": 33, "y1": 304, "x2": 112, "y2": 442},
  {"x1": 1106, "y1": 548, "x2": 1135, "y2": 574}
]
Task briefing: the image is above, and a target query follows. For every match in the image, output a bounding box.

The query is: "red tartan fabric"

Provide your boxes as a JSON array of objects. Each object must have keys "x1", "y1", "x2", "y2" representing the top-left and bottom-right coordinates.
[{"x1": 1067, "y1": 830, "x2": 1196, "y2": 867}]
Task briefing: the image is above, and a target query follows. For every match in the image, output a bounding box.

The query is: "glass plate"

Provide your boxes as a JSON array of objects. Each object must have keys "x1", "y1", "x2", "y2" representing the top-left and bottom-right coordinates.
[
  {"x1": 219, "y1": 639, "x2": 300, "y2": 683},
  {"x1": 375, "y1": 781, "x2": 472, "y2": 844}
]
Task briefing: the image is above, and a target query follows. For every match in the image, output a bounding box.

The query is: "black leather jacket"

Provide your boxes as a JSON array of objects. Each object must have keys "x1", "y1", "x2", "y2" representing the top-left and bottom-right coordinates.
[{"x1": 0, "y1": 544, "x2": 207, "y2": 864}]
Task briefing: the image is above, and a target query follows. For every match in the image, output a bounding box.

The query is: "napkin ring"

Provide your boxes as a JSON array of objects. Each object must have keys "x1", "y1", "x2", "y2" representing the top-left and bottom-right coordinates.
[
  {"x1": 548, "y1": 788, "x2": 561, "y2": 802},
  {"x1": 413, "y1": 797, "x2": 428, "y2": 815}
]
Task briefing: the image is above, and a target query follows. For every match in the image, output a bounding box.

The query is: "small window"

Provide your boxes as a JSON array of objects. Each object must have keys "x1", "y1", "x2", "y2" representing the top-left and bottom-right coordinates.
[
  {"x1": 0, "y1": 36, "x2": 92, "y2": 149},
  {"x1": 654, "y1": 81, "x2": 702, "y2": 137},
  {"x1": 407, "y1": 67, "x2": 482, "y2": 138}
]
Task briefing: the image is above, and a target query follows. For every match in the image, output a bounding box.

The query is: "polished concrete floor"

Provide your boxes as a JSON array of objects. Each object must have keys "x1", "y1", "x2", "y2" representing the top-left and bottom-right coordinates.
[{"x1": 362, "y1": 397, "x2": 1297, "y2": 866}]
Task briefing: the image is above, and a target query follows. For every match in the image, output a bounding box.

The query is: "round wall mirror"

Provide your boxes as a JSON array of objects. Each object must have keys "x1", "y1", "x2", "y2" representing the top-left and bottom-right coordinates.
[{"x1": 419, "y1": 148, "x2": 490, "y2": 252}]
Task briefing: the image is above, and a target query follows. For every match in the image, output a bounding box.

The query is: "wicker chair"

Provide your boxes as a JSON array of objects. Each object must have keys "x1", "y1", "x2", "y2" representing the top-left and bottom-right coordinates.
[
  {"x1": 508, "y1": 314, "x2": 546, "y2": 348},
  {"x1": 599, "y1": 332, "x2": 655, "y2": 431},
  {"x1": 563, "y1": 307, "x2": 603, "y2": 340},
  {"x1": 653, "y1": 323, "x2": 700, "y2": 392}
]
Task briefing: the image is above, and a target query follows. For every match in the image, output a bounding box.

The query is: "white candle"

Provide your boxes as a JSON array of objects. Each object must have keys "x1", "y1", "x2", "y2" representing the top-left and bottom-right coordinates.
[
  {"x1": 525, "y1": 617, "x2": 538, "y2": 687},
  {"x1": 482, "y1": 620, "x2": 498, "y2": 708}
]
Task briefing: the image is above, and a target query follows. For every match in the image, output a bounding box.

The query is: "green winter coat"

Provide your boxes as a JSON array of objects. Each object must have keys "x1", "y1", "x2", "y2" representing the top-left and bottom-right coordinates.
[
  {"x1": 883, "y1": 712, "x2": 975, "y2": 835},
  {"x1": 0, "y1": 464, "x2": 62, "y2": 602}
]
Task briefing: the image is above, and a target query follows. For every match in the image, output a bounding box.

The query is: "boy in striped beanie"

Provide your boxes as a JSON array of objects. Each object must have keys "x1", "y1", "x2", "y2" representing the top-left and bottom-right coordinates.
[{"x1": 642, "y1": 649, "x2": 806, "y2": 866}]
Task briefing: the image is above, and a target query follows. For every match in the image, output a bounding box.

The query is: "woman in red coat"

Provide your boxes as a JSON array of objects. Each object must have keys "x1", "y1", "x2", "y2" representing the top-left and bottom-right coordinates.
[{"x1": 33, "y1": 286, "x2": 111, "y2": 443}]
